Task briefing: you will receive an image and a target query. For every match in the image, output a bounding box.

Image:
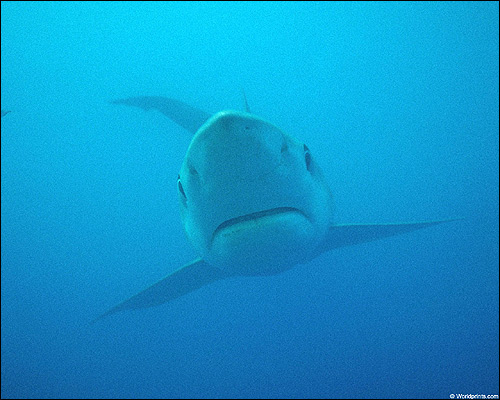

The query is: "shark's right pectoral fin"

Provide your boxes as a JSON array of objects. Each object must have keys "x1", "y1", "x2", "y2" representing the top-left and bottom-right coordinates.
[
  {"x1": 92, "y1": 258, "x2": 227, "y2": 323},
  {"x1": 110, "y1": 96, "x2": 211, "y2": 135}
]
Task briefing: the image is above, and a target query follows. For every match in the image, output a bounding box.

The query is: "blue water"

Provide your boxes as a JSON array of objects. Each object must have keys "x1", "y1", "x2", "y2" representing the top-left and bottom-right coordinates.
[{"x1": 1, "y1": 2, "x2": 498, "y2": 399}]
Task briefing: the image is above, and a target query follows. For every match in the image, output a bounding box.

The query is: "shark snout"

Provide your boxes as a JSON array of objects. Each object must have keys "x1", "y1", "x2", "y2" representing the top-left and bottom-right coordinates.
[{"x1": 191, "y1": 111, "x2": 285, "y2": 181}]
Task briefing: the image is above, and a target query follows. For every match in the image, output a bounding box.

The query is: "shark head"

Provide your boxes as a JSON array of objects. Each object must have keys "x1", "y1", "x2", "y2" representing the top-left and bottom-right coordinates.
[{"x1": 178, "y1": 111, "x2": 334, "y2": 276}]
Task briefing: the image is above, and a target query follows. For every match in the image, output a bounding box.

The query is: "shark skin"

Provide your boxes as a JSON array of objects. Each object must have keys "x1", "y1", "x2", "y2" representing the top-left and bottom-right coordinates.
[{"x1": 94, "y1": 96, "x2": 460, "y2": 322}]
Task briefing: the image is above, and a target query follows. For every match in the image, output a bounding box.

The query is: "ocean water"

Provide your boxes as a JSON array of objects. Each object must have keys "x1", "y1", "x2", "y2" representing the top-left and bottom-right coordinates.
[{"x1": 1, "y1": 2, "x2": 498, "y2": 399}]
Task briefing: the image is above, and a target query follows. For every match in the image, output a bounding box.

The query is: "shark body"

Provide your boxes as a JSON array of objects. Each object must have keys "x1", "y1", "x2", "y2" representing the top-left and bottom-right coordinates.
[{"x1": 95, "y1": 96, "x2": 458, "y2": 322}]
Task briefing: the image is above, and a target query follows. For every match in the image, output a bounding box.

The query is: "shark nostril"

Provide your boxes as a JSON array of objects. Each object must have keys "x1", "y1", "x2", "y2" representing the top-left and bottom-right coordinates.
[{"x1": 189, "y1": 165, "x2": 198, "y2": 177}]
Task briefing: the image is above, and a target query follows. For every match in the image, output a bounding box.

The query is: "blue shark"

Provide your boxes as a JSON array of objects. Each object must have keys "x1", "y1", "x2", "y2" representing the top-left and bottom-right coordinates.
[{"x1": 94, "y1": 96, "x2": 458, "y2": 322}]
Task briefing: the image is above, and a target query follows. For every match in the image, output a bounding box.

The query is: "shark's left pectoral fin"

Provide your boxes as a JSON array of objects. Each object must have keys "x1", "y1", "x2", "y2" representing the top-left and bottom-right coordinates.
[
  {"x1": 315, "y1": 218, "x2": 462, "y2": 256},
  {"x1": 92, "y1": 258, "x2": 227, "y2": 323}
]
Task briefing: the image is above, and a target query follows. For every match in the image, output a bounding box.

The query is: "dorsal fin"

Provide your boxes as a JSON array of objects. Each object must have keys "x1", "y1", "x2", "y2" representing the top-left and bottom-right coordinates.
[
  {"x1": 241, "y1": 89, "x2": 251, "y2": 113},
  {"x1": 111, "y1": 96, "x2": 211, "y2": 135}
]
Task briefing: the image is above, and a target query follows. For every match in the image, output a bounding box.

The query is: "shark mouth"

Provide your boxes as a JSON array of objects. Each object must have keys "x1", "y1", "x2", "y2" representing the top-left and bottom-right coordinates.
[{"x1": 211, "y1": 207, "x2": 306, "y2": 242}]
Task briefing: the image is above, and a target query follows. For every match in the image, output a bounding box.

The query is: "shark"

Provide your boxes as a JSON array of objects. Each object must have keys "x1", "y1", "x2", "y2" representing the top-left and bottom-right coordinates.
[
  {"x1": 94, "y1": 95, "x2": 458, "y2": 322},
  {"x1": 1, "y1": 110, "x2": 11, "y2": 117}
]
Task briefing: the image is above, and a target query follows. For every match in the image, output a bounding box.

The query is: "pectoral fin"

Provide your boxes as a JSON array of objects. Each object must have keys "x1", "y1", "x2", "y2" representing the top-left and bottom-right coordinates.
[
  {"x1": 110, "y1": 96, "x2": 211, "y2": 135},
  {"x1": 92, "y1": 258, "x2": 227, "y2": 323},
  {"x1": 315, "y1": 219, "x2": 461, "y2": 256}
]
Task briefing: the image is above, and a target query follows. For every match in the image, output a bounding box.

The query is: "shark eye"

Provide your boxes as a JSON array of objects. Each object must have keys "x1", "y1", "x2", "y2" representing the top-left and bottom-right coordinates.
[
  {"x1": 177, "y1": 175, "x2": 187, "y2": 200},
  {"x1": 304, "y1": 144, "x2": 312, "y2": 172}
]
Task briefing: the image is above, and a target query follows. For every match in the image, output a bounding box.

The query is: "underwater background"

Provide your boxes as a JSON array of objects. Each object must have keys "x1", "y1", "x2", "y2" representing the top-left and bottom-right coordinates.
[{"x1": 1, "y1": 2, "x2": 498, "y2": 399}]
